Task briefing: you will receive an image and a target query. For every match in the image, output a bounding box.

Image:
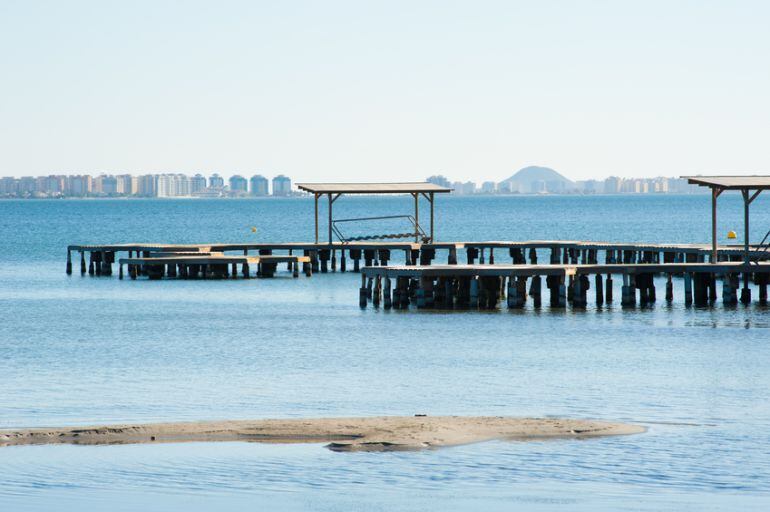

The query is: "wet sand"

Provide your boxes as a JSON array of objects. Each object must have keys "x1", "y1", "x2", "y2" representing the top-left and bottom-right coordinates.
[{"x1": 0, "y1": 416, "x2": 645, "y2": 451}]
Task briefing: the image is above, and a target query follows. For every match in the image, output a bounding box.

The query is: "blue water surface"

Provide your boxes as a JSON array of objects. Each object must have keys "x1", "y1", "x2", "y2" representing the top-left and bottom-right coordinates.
[{"x1": 1, "y1": 194, "x2": 769, "y2": 511}]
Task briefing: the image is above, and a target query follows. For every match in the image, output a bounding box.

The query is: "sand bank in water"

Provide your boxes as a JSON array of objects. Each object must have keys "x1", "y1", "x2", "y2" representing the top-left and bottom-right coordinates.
[{"x1": 0, "y1": 416, "x2": 645, "y2": 451}]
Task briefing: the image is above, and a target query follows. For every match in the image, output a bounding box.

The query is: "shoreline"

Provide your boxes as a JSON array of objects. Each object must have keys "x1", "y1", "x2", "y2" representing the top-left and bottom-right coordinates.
[{"x1": 0, "y1": 416, "x2": 645, "y2": 452}]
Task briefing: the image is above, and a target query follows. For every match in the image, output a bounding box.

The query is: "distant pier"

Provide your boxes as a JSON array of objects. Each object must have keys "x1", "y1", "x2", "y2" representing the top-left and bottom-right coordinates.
[
  {"x1": 64, "y1": 177, "x2": 770, "y2": 309},
  {"x1": 64, "y1": 239, "x2": 770, "y2": 308}
]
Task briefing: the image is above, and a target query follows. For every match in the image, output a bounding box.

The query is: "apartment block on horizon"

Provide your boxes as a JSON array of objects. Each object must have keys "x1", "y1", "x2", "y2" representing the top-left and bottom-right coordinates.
[
  {"x1": 272, "y1": 174, "x2": 291, "y2": 196},
  {"x1": 250, "y1": 175, "x2": 269, "y2": 196}
]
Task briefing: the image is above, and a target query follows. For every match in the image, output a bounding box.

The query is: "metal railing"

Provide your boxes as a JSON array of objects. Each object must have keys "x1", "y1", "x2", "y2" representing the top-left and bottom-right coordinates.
[
  {"x1": 751, "y1": 228, "x2": 770, "y2": 264},
  {"x1": 331, "y1": 215, "x2": 428, "y2": 243}
]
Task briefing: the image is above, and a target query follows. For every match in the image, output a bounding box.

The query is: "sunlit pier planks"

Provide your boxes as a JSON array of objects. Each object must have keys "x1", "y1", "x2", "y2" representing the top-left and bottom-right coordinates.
[
  {"x1": 357, "y1": 262, "x2": 770, "y2": 310},
  {"x1": 67, "y1": 239, "x2": 770, "y2": 278}
]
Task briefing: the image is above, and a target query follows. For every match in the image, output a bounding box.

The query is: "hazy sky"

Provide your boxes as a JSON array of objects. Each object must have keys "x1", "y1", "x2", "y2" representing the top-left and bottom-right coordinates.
[{"x1": 1, "y1": 0, "x2": 768, "y2": 182}]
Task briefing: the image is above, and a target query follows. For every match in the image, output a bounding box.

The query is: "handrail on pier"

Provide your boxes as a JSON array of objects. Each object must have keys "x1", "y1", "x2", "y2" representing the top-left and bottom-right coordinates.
[
  {"x1": 332, "y1": 215, "x2": 429, "y2": 244},
  {"x1": 751, "y1": 228, "x2": 770, "y2": 265}
]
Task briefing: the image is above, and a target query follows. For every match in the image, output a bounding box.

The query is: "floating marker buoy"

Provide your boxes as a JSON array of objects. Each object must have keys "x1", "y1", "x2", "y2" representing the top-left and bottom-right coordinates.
[
  {"x1": 727, "y1": 231, "x2": 737, "y2": 239},
  {"x1": 251, "y1": 226, "x2": 257, "y2": 233}
]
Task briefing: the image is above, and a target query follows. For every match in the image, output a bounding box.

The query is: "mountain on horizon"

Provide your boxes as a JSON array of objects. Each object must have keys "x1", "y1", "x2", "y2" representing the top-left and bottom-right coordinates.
[{"x1": 498, "y1": 166, "x2": 574, "y2": 194}]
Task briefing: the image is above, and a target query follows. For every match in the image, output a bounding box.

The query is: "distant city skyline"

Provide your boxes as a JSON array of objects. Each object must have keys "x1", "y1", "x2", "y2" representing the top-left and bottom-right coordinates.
[
  {"x1": 1, "y1": 2, "x2": 769, "y2": 181},
  {"x1": 0, "y1": 172, "x2": 294, "y2": 199},
  {"x1": 1, "y1": 168, "x2": 706, "y2": 199}
]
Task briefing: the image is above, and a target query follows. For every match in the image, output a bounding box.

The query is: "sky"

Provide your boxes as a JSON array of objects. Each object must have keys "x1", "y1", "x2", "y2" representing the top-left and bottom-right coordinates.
[{"x1": 1, "y1": 0, "x2": 769, "y2": 182}]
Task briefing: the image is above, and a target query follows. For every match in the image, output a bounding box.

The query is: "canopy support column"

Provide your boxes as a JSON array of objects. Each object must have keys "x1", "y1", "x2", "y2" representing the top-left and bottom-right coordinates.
[
  {"x1": 429, "y1": 192, "x2": 434, "y2": 243},
  {"x1": 413, "y1": 193, "x2": 419, "y2": 243},
  {"x1": 314, "y1": 193, "x2": 319, "y2": 244},
  {"x1": 328, "y1": 193, "x2": 333, "y2": 245},
  {"x1": 711, "y1": 187, "x2": 722, "y2": 263},
  {"x1": 743, "y1": 189, "x2": 750, "y2": 265}
]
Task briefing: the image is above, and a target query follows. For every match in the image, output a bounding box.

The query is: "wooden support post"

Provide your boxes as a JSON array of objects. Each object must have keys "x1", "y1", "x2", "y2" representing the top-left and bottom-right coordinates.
[
  {"x1": 741, "y1": 272, "x2": 752, "y2": 304},
  {"x1": 469, "y1": 277, "x2": 479, "y2": 308},
  {"x1": 331, "y1": 250, "x2": 337, "y2": 272},
  {"x1": 373, "y1": 276, "x2": 381, "y2": 307},
  {"x1": 723, "y1": 274, "x2": 736, "y2": 305},
  {"x1": 547, "y1": 275, "x2": 559, "y2": 306},
  {"x1": 606, "y1": 275, "x2": 613, "y2": 303},
  {"x1": 530, "y1": 275, "x2": 542, "y2": 307},
  {"x1": 693, "y1": 273, "x2": 708, "y2": 306},
  {"x1": 359, "y1": 274, "x2": 367, "y2": 308},
  {"x1": 684, "y1": 272, "x2": 693, "y2": 305},
  {"x1": 340, "y1": 250, "x2": 346, "y2": 272},
  {"x1": 595, "y1": 273, "x2": 604, "y2": 306},
  {"x1": 466, "y1": 247, "x2": 477, "y2": 264},
  {"x1": 416, "y1": 277, "x2": 427, "y2": 308},
  {"x1": 666, "y1": 274, "x2": 673, "y2": 302},
  {"x1": 448, "y1": 247, "x2": 457, "y2": 265},
  {"x1": 243, "y1": 262, "x2": 250, "y2": 278},
  {"x1": 403, "y1": 277, "x2": 412, "y2": 308},
  {"x1": 349, "y1": 249, "x2": 361, "y2": 271},
  {"x1": 383, "y1": 278, "x2": 392, "y2": 309},
  {"x1": 573, "y1": 275, "x2": 584, "y2": 308},
  {"x1": 757, "y1": 273, "x2": 768, "y2": 304},
  {"x1": 80, "y1": 251, "x2": 86, "y2": 275},
  {"x1": 621, "y1": 274, "x2": 634, "y2": 307},
  {"x1": 293, "y1": 261, "x2": 299, "y2": 278},
  {"x1": 517, "y1": 276, "x2": 527, "y2": 306},
  {"x1": 506, "y1": 277, "x2": 520, "y2": 308},
  {"x1": 101, "y1": 251, "x2": 111, "y2": 276},
  {"x1": 118, "y1": 264, "x2": 123, "y2": 279},
  {"x1": 311, "y1": 250, "x2": 319, "y2": 273},
  {"x1": 66, "y1": 250, "x2": 72, "y2": 275}
]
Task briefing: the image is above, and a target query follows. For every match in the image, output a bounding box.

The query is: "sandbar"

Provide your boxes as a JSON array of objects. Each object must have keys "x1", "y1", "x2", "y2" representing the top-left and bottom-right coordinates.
[{"x1": 0, "y1": 416, "x2": 645, "y2": 451}]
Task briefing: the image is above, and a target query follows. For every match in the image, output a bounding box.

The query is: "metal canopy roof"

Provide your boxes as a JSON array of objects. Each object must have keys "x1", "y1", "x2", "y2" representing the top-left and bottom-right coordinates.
[
  {"x1": 683, "y1": 175, "x2": 770, "y2": 190},
  {"x1": 296, "y1": 182, "x2": 452, "y2": 194}
]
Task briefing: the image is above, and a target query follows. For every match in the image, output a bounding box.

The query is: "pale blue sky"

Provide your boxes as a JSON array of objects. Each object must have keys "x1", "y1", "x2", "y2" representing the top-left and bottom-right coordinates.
[{"x1": 1, "y1": 0, "x2": 768, "y2": 181}]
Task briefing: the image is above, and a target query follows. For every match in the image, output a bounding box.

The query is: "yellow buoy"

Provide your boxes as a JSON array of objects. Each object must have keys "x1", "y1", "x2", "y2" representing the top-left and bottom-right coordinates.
[
  {"x1": 251, "y1": 226, "x2": 257, "y2": 233},
  {"x1": 727, "y1": 230, "x2": 737, "y2": 239}
]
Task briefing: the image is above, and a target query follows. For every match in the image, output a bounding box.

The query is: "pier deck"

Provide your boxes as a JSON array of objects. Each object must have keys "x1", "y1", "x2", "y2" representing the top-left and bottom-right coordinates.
[
  {"x1": 65, "y1": 239, "x2": 770, "y2": 307},
  {"x1": 357, "y1": 262, "x2": 770, "y2": 309},
  {"x1": 117, "y1": 254, "x2": 311, "y2": 279}
]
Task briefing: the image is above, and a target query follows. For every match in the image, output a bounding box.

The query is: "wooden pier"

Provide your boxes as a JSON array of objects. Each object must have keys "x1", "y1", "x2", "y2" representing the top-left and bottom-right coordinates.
[
  {"x1": 117, "y1": 253, "x2": 311, "y2": 280},
  {"x1": 67, "y1": 239, "x2": 770, "y2": 279},
  {"x1": 63, "y1": 178, "x2": 770, "y2": 308},
  {"x1": 357, "y1": 262, "x2": 770, "y2": 310}
]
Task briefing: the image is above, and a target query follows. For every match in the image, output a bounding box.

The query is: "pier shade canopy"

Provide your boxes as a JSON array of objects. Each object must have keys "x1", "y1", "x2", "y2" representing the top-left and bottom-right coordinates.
[
  {"x1": 683, "y1": 175, "x2": 769, "y2": 265},
  {"x1": 296, "y1": 182, "x2": 452, "y2": 244},
  {"x1": 296, "y1": 182, "x2": 451, "y2": 194}
]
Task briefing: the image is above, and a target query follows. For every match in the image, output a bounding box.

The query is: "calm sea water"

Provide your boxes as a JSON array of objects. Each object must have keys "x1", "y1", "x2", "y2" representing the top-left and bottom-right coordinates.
[{"x1": 1, "y1": 194, "x2": 769, "y2": 511}]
